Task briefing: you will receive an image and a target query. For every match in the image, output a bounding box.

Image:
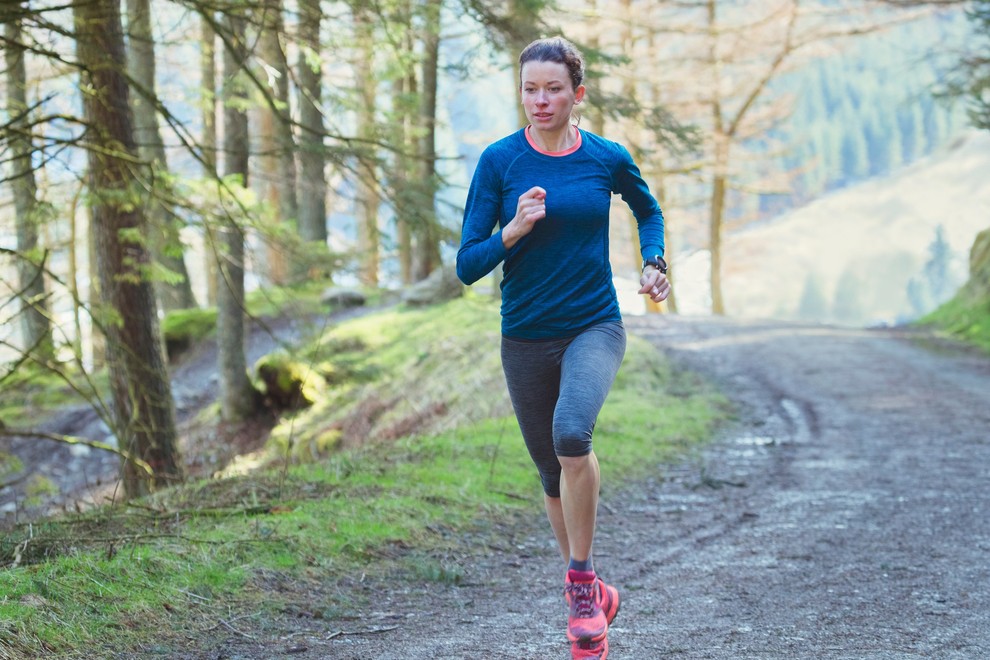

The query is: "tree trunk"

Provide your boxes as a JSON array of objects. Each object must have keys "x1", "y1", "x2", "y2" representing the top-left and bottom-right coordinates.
[
  {"x1": 391, "y1": 72, "x2": 414, "y2": 284},
  {"x1": 393, "y1": 65, "x2": 413, "y2": 285},
  {"x1": 125, "y1": 0, "x2": 197, "y2": 311},
  {"x1": 68, "y1": 183, "x2": 85, "y2": 357},
  {"x1": 707, "y1": 0, "x2": 726, "y2": 315},
  {"x1": 5, "y1": 10, "x2": 54, "y2": 360},
  {"x1": 394, "y1": 0, "x2": 415, "y2": 285},
  {"x1": 296, "y1": 0, "x2": 329, "y2": 256},
  {"x1": 412, "y1": 0, "x2": 442, "y2": 281},
  {"x1": 355, "y1": 4, "x2": 380, "y2": 287},
  {"x1": 259, "y1": 0, "x2": 298, "y2": 285},
  {"x1": 709, "y1": 152, "x2": 728, "y2": 315},
  {"x1": 73, "y1": 0, "x2": 182, "y2": 496},
  {"x1": 702, "y1": 0, "x2": 800, "y2": 315},
  {"x1": 201, "y1": 13, "x2": 219, "y2": 306},
  {"x1": 258, "y1": 103, "x2": 287, "y2": 284},
  {"x1": 653, "y1": 170, "x2": 677, "y2": 313},
  {"x1": 217, "y1": 10, "x2": 256, "y2": 422},
  {"x1": 86, "y1": 205, "x2": 106, "y2": 369}
]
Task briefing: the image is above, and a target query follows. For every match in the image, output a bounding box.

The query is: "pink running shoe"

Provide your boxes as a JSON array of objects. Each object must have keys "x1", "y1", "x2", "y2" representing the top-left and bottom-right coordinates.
[
  {"x1": 566, "y1": 575, "x2": 621, "y2": 626},
  {"x1": 565, "y1": 570, "x2": 608, "y2": 643},
  {"x1": 597, "y1": 578, "x2": 620, "y2": 626},
  {"x1": 571, "y1": 635, "x2": 609, "y2": 659}
]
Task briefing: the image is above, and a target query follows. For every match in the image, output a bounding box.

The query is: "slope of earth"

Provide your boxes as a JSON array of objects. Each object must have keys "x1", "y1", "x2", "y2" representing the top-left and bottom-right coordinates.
[
  {"x1": 0, "y1": 306, "x2": 373, "y2": 526},
  {"x1": 675, "y1": 130, "x2": 990, "y2": 326}
]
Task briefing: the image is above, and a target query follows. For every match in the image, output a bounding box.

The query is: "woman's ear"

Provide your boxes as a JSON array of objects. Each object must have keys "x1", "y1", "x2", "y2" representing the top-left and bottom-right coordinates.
[{"x1": 574, "y1": 84, "x2": 586, "y2": 104}]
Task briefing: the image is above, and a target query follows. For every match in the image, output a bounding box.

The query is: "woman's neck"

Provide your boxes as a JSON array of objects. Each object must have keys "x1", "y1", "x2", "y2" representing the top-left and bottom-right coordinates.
[{"x1": 527, "y1": 124, "x2": 576, "y2": 153}]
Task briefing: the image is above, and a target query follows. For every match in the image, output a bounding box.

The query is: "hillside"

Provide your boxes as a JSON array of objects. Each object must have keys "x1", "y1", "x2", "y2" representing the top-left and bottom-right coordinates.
[
  {"x1": 673, "y1": 130, "x2": 990, "y2": 326},
  {"x1": 920, "y1": 225, "x2": 990, "y2": 352}
]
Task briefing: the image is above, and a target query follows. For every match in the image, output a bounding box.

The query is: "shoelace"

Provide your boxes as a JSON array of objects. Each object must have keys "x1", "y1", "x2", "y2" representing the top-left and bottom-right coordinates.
[{"x1": 566, "y1": 581, "x2": 597, "y2": 617}]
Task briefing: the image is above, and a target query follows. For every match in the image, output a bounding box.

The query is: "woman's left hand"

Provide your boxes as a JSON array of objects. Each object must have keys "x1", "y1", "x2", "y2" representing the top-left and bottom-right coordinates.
[{"x1": 638, "y1": 267, "x2": 671, "y2": 303}]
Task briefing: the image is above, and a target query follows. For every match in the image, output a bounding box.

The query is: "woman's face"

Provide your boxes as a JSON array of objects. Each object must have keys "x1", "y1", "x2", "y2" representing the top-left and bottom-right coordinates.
[{"x1": 520, "y1": 60, "x2": 585, "y2": 133}]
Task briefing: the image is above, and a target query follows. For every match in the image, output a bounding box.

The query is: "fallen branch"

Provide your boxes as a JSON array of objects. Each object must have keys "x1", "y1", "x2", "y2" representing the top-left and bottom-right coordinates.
[
  {"x1": 325, "y1": 625, "x2": 399, "y2": 640},
  {"x1": 216, "y1": 617, "x2": 257, "y2": 641},
  {"x1": 11, "y1": 538, "x2": 29, "y2": 569},
  {"x1": 0, "y1": 428, "x2": 152, "y2": 475},
  {"x1": 492, "y1": 490, "x2": 528, "y2": 502},
  {"x1": 176, "y1": 588, "x2": 212, "y2": 603}
]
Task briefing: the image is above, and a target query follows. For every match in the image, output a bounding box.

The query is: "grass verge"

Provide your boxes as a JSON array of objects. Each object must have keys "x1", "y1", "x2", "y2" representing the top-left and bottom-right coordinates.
[
  {"x1": 917, "y1": 291, "x2": 990, "y2": 355},
  {"x1": 0, "y1": 296, "x2": 727, "y2": 657}
]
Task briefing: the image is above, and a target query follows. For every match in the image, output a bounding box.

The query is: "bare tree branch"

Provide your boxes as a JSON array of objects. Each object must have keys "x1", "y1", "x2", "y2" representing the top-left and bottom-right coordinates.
[{"x1": 0, "y1": 428, "x2": 153, "y2": 475}]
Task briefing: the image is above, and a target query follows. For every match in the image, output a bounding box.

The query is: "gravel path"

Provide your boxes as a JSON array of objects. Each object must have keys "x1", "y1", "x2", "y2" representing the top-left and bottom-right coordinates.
[{"x1": 232, "y1": 315, "x2": 990, "y2": 660}]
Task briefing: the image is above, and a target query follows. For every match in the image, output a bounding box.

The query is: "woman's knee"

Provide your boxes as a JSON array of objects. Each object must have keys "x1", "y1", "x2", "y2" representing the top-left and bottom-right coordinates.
[{"x1": 553, "y1": 426, "x2": 593, "y2": 459}]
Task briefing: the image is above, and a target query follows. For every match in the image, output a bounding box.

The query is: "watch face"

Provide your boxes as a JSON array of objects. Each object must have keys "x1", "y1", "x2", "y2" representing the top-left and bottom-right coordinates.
[{"x1": 645, "y1": 256, "x2": 667, "y2": 273}]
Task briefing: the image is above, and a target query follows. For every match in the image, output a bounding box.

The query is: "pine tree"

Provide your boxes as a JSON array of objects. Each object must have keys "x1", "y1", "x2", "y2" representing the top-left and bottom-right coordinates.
[
  {"x1": 5, "y1": 7, "x2": 54, "y2": 360},
  {"x1": 926, "y1": 224, "x2": 954, "y2": 303},
  {"x1": 73, "y1": 0, "x2": 183, "y2": 495},
  {"x1": 839, "y1": 124, "x2": 869, "y2": 184},
  {"x1": 797, "y1": 273, "x2": 829, "y2": 322}
]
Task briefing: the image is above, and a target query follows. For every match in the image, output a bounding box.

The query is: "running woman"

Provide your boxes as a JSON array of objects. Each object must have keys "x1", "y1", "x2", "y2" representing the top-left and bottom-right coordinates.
[{"x1": 456, "y1": 36, "x2": 670, "y2": 659}]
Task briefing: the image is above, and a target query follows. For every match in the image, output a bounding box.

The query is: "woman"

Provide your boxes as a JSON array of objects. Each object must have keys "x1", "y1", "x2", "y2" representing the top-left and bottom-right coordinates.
[{"x1": 456, "y1": 36, "x2": 670, "y2": 659}]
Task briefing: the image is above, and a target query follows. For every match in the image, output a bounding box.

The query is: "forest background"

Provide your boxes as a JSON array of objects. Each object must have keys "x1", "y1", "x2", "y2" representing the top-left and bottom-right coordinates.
[
  {"x1": 1, "y1": 0, "x2": 989, "y2": 504},
  {"x1": 1, "y1": 0, "x2": 990, "y2": 655}
]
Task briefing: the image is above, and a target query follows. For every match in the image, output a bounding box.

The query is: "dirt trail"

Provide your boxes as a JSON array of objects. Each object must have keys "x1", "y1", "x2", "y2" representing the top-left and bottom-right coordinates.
[{"x1": 201, "y1": 315, "x2": 990, "y2": 660}]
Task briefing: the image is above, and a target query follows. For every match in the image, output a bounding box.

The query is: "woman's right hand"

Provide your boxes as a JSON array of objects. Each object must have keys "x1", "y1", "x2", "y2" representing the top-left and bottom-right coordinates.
[{"x1": 502, "y1": 186, "x2": 546, "y2": 249}]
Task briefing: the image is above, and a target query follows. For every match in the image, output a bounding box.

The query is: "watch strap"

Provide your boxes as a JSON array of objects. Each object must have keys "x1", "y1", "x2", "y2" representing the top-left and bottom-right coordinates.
[{"x1": 643, "y1": 255, "x2": 667, "y2": 274}]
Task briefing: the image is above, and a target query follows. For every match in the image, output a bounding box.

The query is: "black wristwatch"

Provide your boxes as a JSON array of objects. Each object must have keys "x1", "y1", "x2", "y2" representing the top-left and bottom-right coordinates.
[{"x1": 643, "y1": 255, "x2": 667, "y2": 274}]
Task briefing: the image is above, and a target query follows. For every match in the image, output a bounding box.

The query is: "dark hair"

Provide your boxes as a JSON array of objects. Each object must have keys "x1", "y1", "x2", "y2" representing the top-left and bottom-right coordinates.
[{"x1": 518, "y1": 37, "x2": 585, "y2": 91}]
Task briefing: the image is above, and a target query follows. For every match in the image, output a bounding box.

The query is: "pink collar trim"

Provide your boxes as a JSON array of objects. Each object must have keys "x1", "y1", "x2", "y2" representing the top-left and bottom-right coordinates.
[{"x1": 525, "y1": 125, "x2": 582, "y2": 156}]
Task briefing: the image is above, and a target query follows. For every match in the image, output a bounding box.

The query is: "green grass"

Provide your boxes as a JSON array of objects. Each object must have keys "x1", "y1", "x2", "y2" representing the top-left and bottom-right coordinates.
[
  {"x1": 161, "y1": 279, "x2": 337, "y2": 354},
  {"x1": 161, "y1": 307, "x2": 218, "y2": 347},
  {"x1": 266, "y1": 294, "x2": 511, "y2": 457},
  {"x1": 244, "y1": 278, "x2": 348, "y2": 317},
  {"x1": 917, "y1": 291, "x2": 990, "y2": 355},
  {"x1": 0, "y1": 296, "x2": 727, "y2": 656}
]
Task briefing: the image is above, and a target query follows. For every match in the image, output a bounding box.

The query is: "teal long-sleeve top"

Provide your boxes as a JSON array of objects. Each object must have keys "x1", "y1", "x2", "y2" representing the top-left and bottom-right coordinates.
[{"x1": 456, "y1": 126, "x2": 665, "y2": 340}]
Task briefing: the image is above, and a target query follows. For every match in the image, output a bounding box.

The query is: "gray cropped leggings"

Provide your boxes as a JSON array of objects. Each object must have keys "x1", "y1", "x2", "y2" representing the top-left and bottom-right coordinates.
[{"x1": 501, "y1": 321, "x2": 626, "y2": 498}]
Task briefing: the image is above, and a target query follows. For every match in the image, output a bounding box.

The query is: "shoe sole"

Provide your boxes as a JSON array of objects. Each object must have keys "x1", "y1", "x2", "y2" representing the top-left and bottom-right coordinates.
[
  {"x1": 567, "y1": 608, "x2": 606, "y2": 643},
  {"x1": 572, "y1": 635, "x2": 609, "y2": 660},
  {"x1": 567, "y1": 608, "x2": 608, "y2": 644}
]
